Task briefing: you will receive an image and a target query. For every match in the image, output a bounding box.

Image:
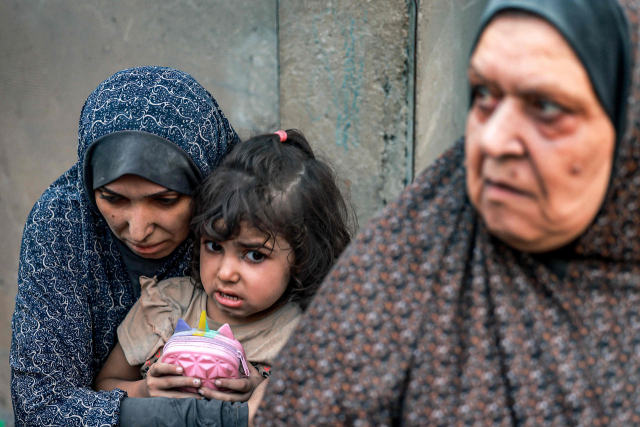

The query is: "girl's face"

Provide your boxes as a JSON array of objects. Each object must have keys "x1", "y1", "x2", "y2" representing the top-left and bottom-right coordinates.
[
  {"x1": 95, "y1": 174, "x2": 192, "y2": 259},
  {"x1": 200, "y1": 224, "x2": 293, "y2": 325},
  {"x1": 465, "y1": 14, "x2": 615, "y2": 253}
]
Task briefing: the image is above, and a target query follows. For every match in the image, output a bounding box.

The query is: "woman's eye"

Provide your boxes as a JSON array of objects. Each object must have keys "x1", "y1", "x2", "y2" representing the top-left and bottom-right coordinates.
[
  {"x1": 245, "y1": 251, "x2": 266, "y2": 263},
  {"x1": 99, "y1": 193, "x2": 121, "y2": 203},
  {"x1": 204, "y1": 241, "x2": 222, "y2": 252},
  {"x1": 531, "y1": 98, "x2": 565, "y2": 121},
  {"x1": 156, "y1": 197, "x2": 180, "y2": 206},
  {"x1": 472, "y1": 85, "x2": 498, "y2": 112}
]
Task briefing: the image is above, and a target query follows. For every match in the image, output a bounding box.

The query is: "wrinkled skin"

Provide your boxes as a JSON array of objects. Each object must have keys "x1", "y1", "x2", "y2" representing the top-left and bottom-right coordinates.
[{"x1": 465, "y1": 14, "x2": 616, "y2": 253}]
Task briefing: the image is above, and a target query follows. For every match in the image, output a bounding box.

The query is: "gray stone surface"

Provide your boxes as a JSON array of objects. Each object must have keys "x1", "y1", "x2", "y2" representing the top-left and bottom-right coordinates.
[
  {"x1": 1, "y1": 0, "x2": 491, "y2": 423},
  {"x1": 278, "y1": 0, "x2": 412, "y2": 225},
  {"x1": 414, "y1": 0, "x2": 488, "y2": 174},
  {"x1": 0, "y1": 1, "x2": 277, "y2": 424}
]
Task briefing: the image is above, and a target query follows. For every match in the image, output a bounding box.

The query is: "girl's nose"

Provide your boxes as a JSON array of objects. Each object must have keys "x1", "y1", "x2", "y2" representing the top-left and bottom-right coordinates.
[
  {"x1": 479, "y1": 98, "x2": 527, "y2": 158},
  {"x1": 217, "y1": 254, "x2": 240, "y2": 283}
]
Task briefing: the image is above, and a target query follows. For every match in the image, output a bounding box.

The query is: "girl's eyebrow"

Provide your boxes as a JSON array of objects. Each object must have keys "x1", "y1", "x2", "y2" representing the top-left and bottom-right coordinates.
[
  {"x1": 236, "y1": 239, "x2": 274, "y2": 251},
  {"x1": 99, "y1": 186, "x2": 177, "y2": 198}
]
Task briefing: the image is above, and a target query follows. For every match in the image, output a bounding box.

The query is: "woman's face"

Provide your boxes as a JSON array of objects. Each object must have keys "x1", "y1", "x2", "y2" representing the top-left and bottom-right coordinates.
[
  {"x1": 465, "y1": 14, "x2": 616, "y2": 253},
  {"x1": 95, "y1": 174, "x2": 192, "y2": 259}
]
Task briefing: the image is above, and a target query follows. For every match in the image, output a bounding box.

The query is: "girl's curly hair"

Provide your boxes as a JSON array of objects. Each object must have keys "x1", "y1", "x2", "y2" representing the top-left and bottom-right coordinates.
[{"x1": 190, "y1": 129, "x2": 356, "y2": 310}]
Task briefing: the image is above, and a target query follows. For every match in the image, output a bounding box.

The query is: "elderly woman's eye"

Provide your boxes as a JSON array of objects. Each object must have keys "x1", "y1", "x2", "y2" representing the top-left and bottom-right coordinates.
[
  {"x1": 531, "y1": 98, "x2": 565, "y2": 121},
  {"x1": 471, "y1": 85, "x2": 497, "y2": 112}
]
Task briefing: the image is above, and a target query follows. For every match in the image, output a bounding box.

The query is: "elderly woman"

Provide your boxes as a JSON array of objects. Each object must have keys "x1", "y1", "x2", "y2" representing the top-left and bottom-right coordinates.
[
  {"x1": 11, "y1": 67, "x2": 258, "y2": 426},
  {"x1": 255, "y1": 0, "x2": 640, "y2": 425}
]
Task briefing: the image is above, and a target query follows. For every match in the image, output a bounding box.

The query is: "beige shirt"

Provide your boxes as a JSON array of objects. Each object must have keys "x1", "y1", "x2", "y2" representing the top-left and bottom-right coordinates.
[{"x1": 117, "y1": 276, "x2": 301, "y2": 371}]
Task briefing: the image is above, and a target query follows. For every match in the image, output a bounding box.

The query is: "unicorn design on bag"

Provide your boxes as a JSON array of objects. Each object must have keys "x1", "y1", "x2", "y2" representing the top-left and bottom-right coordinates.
[{"x1": 160, "y1": 311, "x2": 249, "y2": 392}]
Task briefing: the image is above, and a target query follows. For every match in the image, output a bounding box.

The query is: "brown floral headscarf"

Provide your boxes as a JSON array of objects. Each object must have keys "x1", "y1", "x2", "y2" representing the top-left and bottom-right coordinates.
[{"x1": 257, "y1": 0, "x2": 640, "y2": 425}]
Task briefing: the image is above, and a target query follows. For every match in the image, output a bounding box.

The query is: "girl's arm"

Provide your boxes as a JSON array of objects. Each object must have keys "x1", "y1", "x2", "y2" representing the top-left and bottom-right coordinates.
[
  {"x1": 94, "y1": 342, "x2": 202, "y2": 398},
  {"x1": 94, "y1": 342, "x2": 147, "y2": 397}
]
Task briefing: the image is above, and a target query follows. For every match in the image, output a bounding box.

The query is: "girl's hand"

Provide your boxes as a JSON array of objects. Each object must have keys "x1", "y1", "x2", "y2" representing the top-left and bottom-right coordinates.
[
  {"x1": 197, "y1": 362, "x2": 265, "y2": 402},
  {"x1": 144, "y1": 362, "x2": 203, "y2": 399},
  {"x1": 248, "y1": 379, "x2": 269, "y2": 427}
]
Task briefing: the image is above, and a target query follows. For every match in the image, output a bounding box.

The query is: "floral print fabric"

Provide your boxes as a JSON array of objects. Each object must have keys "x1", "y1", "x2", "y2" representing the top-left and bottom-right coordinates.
[
  {"x1": 257, "y1": 1, "x2": 640, "y2": 425},
  {"x1": 10, "y1": 66, "x2": 237, "y2": 427}
]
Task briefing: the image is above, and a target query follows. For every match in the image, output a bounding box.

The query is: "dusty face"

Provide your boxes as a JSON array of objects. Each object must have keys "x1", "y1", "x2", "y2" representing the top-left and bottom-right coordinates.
[
  {"x1": 200, "y1": 224, "x2": 292, "y2": 325},
  {"x1": 94, "y1": 174, "x2": 192, "y2": 259},
  {"x1": 465, "y1": 14, "x2": 616, "y2": 253}
]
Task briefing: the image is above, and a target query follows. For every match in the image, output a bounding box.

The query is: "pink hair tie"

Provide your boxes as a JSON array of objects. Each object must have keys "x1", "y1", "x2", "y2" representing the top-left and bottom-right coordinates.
[{"x1": 275, "y1": 130, "x2": 287, "y2": 142}]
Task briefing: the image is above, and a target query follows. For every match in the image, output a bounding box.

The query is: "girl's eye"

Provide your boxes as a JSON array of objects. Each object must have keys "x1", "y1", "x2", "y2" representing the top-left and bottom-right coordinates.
[
  {"x1": 471, "y1": 85, "x2": 498, "y2": 112},
  {"x1": 204, "y1": 241, "x2": 222, "y2": 253},
  {"x1": 245, "y1": 251, "x2": 266, "y2": 263}
]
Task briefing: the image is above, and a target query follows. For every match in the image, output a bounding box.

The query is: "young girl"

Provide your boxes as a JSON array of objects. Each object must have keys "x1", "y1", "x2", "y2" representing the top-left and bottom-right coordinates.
[{"x1": 94, "y1": 129, "x2": 355, "y2": 401}]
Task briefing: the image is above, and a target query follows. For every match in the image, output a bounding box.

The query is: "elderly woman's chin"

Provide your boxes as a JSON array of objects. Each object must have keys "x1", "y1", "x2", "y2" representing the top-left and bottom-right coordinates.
[
  {"x1": 478, "y1": 203, "x2": 563, "y2": 253},
  {"x1": 472, "y1": 194, "x2": 600, "y2": 254}
]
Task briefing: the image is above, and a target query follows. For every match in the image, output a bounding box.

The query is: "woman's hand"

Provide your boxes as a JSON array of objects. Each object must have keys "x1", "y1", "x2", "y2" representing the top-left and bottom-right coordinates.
[
  {"x1": 144, "y1": 362, "x2": 203, "y2": 399},
  {"x1": 197, "y1": 362, "x2": 265, "y2": 402}
]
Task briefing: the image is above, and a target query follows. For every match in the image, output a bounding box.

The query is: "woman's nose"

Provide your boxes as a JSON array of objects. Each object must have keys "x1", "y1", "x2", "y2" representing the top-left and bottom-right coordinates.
[
  {"x1": 479, "y1": 98, "x2": 527, "y2": 158},
  {"x1": 217, "y1": 254, "x2": 240, "y2": 283},
  {"x1": 127, "y1": 205, "x2": 155, "y2": 242}
]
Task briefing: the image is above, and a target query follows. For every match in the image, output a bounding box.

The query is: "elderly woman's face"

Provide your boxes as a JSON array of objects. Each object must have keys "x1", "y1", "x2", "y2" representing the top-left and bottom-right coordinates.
[
  {"x1": 465, "y1": 14, "x2": 616, "y2": 253},
  {"x1": 95, "y1": 174, "x2": 192, "y2": 259}
]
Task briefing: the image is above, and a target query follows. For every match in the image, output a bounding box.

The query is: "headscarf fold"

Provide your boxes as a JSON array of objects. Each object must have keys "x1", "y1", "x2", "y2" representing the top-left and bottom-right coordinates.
[
  {"x1": 257, "y1": 1, "x2": 640, "y2": 425},
  {"x1": 11, "y1": 66, "x2": 238, "y2": 426},
  {"x1": 86, "y1": 130, "x2": 203, "y2": 204}
]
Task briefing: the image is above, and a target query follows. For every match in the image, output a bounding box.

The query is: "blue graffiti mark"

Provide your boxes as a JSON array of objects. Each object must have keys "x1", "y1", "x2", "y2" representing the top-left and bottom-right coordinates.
[{"x1": 307, "y1": 8, "x2": 365, "y2": 151}]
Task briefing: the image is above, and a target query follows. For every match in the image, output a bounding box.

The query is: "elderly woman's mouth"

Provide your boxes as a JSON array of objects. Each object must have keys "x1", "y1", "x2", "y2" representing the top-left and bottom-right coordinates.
[{"x1": 482, "y1": 178, "x2": 534, "y2": 199}]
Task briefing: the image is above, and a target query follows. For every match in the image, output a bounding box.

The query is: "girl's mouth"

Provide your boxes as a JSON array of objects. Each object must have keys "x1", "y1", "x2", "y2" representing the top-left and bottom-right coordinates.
[{"x1": 215, "y1": 291, "x2": 244, "y2": 308}]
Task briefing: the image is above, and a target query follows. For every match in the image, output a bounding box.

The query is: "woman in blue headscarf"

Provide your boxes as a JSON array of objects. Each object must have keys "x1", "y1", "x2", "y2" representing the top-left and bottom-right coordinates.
[{"x1": 10, "y1": 66, "x2": 251, "y2": 426}]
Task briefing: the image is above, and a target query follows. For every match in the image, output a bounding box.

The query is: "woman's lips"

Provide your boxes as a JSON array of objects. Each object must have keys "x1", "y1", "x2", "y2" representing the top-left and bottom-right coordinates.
[
  {"x1": 215, "y1": 291, "x2": 244, "y2": 308},
  {"x1": 127, "y1": 241, "x2": 167, "y2": 255}
]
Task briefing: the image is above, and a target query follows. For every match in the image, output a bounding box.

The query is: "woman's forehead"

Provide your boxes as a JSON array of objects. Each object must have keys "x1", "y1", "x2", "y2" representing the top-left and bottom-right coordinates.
[
  {"x1": 99, "y1": 174, "x2": 172, "y2": 196},
  {"x1": 470, "y1": 14, "x2": 596, "y2": 105}
]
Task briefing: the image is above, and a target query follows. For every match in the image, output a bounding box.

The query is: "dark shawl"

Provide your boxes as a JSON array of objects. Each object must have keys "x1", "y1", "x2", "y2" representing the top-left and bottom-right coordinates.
[
  {"x1": 11, "y1": 66, "x2": 238, "y2": 426},
  {"x1": 257, "y1": 1, "x2": 640, "y2": 425}
]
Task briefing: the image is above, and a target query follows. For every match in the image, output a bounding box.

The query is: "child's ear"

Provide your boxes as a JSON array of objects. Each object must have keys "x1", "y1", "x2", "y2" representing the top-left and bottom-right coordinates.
[{"x1": 286, "y1": 250, "x2": 296, "y2": 266}]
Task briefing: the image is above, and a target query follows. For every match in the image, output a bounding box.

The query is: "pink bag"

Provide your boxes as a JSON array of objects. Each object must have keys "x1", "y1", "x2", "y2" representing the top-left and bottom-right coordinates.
[{"x1": 159, "y1": 311, "x2": 250, "y2": 393}]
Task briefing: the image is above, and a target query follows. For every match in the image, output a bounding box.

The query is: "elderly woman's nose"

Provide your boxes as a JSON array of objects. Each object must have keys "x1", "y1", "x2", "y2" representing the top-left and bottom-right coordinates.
[
  {"x1": 127, "y1": 205, "x2": 155, "y2": 241},
  {"x1": 479, "y1": 99, "x2": 527, "y2": 158}
]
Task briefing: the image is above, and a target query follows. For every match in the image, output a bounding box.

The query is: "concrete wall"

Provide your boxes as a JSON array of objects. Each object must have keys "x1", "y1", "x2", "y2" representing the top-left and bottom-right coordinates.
[
  {"x1": 278, "y1": 0, "x2": 487, "y2": 223},
  {"x1": 0, "y1": 1, "x2": 277, "y2": 424},
  {"x1": 1, "y1": 0, "x2": 488, "y2": 424},
  {"x1": 278, "y1": 0, "x2": 413, "y2": 224},
  {"x1": 414, "y1": 0, "x2": 489, "y2": 173}
]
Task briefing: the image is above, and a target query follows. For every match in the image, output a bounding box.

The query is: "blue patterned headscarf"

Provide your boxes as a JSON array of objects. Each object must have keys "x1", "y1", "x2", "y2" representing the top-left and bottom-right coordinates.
[{"x1": 11, "y1": 67, "x2": 238, "y2": 426}]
